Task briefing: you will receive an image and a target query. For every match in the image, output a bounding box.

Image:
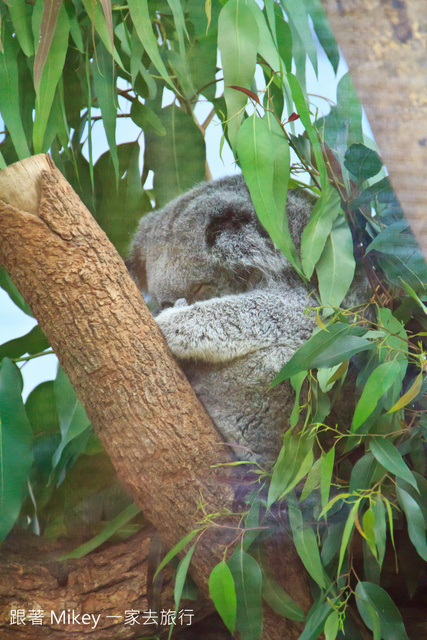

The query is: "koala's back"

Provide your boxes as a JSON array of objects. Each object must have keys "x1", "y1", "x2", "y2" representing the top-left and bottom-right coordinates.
[{"x1": 127, "y1": 174, "x2": 316, "y2": 467}]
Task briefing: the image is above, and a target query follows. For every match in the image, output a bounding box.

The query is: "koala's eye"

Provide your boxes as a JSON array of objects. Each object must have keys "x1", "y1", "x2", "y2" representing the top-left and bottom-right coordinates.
[{"x1": 191, "y1": 283, "x2": 211, "y2": 301}]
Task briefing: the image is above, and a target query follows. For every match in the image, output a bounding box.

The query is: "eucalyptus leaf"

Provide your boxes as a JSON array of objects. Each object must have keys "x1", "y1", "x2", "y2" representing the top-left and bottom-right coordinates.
[
  {"x1": 145, "y1": 104, "x2": 206, "y2": 207},
  {"x1": 209, "y1": 561, "x2": 237, "y2": 634},
  {"x1": 355, "y1": 582, "x2": 409, "y2": 640},
  {"x1": 351, "y1": 361, "x2": 401, "y2": 432},
  {"x1": 370, "y1": 438, "x2": 418, "y2": 490},
  {"x1": 227, "y1": 551, "x2": 263, "y2": 640},
  {"x1": 316, "y1": 216, "x2": 356, "y2": 313},
  {"x1": 301, "y1": 186, "x2": 341, "y2": 279},
  {"x1": 271, "y1": 322, "x2": 367, "y2": 385},
  {"x1": 218, "y1": 0, "x2": 259, "y2": 147},
  {"x1": 287, "y1": 492, "x2": 326, "y2": 589},
  {"x1": 0, "y1": 359, "x2": 33, "y2": 542},
  {"x1": 396, "y1": 484, "x2": 427, "y2": 561},
  {"x1": 0, "y1": 26, "x2": 30, "y2": 159}
]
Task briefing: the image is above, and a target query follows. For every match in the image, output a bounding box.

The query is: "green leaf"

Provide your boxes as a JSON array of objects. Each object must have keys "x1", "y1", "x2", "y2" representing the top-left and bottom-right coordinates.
[
  {"x1": 246, "y1": 0, "x2": 280, "y2": 72},
  {"x1": 0, "y1": 359, "x2": 33, "y2": 542},
  {"x1": 154, "y1": 529, "x2": 201, "y2": 579},
  {"x1": 0, "y1": 25, "x2": 30, "y2": 159},
  {"x1": 174, "y1": 543, "x2": 196, "y2": 606},
  {"x1": 92, "y1": 40, "x2": 119, "y2": 182},
  {"x1": 300, "y1": 186, "x2": 341, "y2": 279},
  {"x1": 33, "y1": 0, "x2": 62, "y2": 92},
  {"x1": 237, "y1": 113, "x2": 302, "y2": 274},
  {"x1": 370, "y1": 438, "x2": 418, "y2": 490},
  {"x1": 351, "y1": 361, "x2": 401, "y2": 432},
  {"x1": 167, "y1": 0, "x2": 189, "y2": 53},
  {"x1": 287, "y1": 73, "x2": 328, "y2": 190},
  {"x1": 218, "y1": 0, "x2": 259, "y2": 147},
  {"x1": 209, "y1": 561, "x2": 237, "y2": 633},
  {"x1": 303, "y1": 0, "x2": 339, "y2": 73},
  {"x1": 316, "y1": 216, "x2": 356, "y2": 313},
  {"x1": 287, "y1": 493, "x2": 326, "y2": 589},
  {"x1": 7, "y1": 0, "x2": 34, "y2": 57},
  {"x1": 25, "y1": 381, "x2": 60, "y2": 436},
  {"x1": 145, "y1": 104, "x2": 206, "y2": 207},
  {"x1": 59, "y1": 503, "x2": 141, "y2": 560},
  {"x1": 321, "y1": 447, "x2": 334, "y2": 511},
  {"x1": 324, "y1": 610, "x2": 340, "y2": 640},
  {"x1": 362, "y1": 507, "x2": 377, "y2": 559},
  {"x1": 80, "y1": 0, "x2": 123, "y2": 68},
  {"x1": 128, "y1": 0, "x2": 176, "y2": 91},
  {"x1": 227, "y1": 550, "x2": 263, "y2": 640},
  {"x1": 301, "y1": 455, "x2": 323, "y2": 501},
  {"x1": 337, "y1": 501, "x2": 358, "y2": 579},
  {"x1": 33, "y1": 0, "x2": 69, "y2": 153},
  {"x1": 268, "y1": 432, "x2": 314, "y2": 507},
  {"x1": 290, "y1": 371, "x2": 307, "y2": 427},
  {"x1": 299, "y1": 601, "x2": 334, "y2": 640},
  {"x1": 280, "y1": 0, "x2": 317, "y2": 75},
  {"x1": 262, "y1": 571, "x2": 305, "y2": 622},
  {"x1": 396, "y1": 484, "x2": 427, "y2": 561},
  {"x1": 130, "y1": 100, "x2": 166, "y2": 136},
  {"x1": 389, "y1": 372, "x2": 421, "y2": 414},
  {"x1": 355, "y1": 582, "x2": 409, "y2": 640},
  {"x1": 271, "y1": 322, "x2": 367, "y2": 384},
  {"x1": 0, "y1": 325, "x2": 49, "y2": 362},
  {"x1": 52, "y1": 367, "x2": 91, "y2": 468},
  {"x1": 371, "y1": 496, "x2": 386, "y2": 568},
  {"x1": 344, "y1": 143, "x2": 383, "y2": 183}
]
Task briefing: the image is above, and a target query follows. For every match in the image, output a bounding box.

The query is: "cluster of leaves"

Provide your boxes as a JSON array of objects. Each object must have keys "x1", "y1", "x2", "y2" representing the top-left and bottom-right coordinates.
[{"x1": 0, "y1": 0, "x2": 426, "y2": 639}]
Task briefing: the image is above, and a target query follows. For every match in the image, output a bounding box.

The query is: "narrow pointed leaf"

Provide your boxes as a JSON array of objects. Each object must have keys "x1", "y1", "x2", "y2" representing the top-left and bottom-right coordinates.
[
  {"x1": 316, "y1": 216, "x2": 356, "y2": 311},
  {"x1": 370, "y1": 438, "x2": 418, "y2": 490},
  {"x1": 288, "y1": 493, "x2": 326, "y2": 588},
  {"x1": 92, "y1": 40, "x2": 119, "y2": 182},
  {"x1": 33, "y1": 1, "x2": 69, "y2": 153},
  {"x1": 128, "y1": 0, "x2": 176, "y2": 91},
  {"x1": 0, "y1": 359, "x2": 33, "y2": 542},
  {"x1": 396, "y1": 484, "x2": 427, "y2": 561},
  {"x1": 209, "y1": 561, "x2": 237, "y2": 633},
  {"x1": 0, "y1": 27, "x2": 30, "y2": 159},
  {"x1": 218, "y1": 0, "x2": 259, "y2": 147},
  {"x1": 227, "y1": 551, "x2": 263, "y2": 640},
  {"x1": 7, "y1": 0, "x2": 34, "y2": 56},
  {"x1": 301, "y1": 187, "x2": 341, "y2": 279},
  {"x1": 387, "y1": 373, "x2": 423, "y2": 413},
  {"x1": 355, "y1": 582, "x2": 409, "y2": 640},
  {"x1": 351, "y1": 361, "x2": 401, "y2": 431},
  {"x1": 34, "y1": 0, "x2": 62, "y2": 92}
]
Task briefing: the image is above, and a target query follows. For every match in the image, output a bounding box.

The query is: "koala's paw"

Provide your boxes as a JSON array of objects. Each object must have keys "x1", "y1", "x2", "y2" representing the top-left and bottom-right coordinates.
[{"x1": 155, "y1": 305, "x2": 192, "y2": 359}]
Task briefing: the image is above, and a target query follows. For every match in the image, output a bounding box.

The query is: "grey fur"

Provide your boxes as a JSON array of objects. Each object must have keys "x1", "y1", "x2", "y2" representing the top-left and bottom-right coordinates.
[{"x1": 127, "y1": 175, "x2": 317, "y2": 468}]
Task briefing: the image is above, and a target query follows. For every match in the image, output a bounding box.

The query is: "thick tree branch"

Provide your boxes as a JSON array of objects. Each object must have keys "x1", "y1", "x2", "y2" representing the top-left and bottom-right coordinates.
[
  {"x1": 0, "y1": 155, "x2": 312, "y2": 639},
  {"x1": 322, "y1": 0, "x2": 427, "y2": 256}
]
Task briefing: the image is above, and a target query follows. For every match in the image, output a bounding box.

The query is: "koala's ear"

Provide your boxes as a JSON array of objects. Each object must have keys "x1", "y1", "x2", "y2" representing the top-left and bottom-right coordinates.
[{"x1": 205, "y1": 205, "x2": 254, "y2": 248}]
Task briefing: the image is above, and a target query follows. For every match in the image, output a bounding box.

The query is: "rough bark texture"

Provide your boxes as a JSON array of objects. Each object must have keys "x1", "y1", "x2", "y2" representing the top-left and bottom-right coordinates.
[
  {"x1": 0, "y1": 155, "x2": 312, "y2": 640},
  {"x1": 322, "y1": 0, "x2": 427, "y2": 256},
  {"x1": 0, "y1": 527, "x2": 230, "y2": 640}
]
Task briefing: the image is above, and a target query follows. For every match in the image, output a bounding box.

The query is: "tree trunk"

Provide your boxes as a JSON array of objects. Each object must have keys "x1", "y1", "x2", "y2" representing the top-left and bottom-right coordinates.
[
  {"x1": 0, "y1": 155, "x2": 312, "y2": 639},
  {"x1": 322, "y1": 0, "x2": 427, "y2": 256}
]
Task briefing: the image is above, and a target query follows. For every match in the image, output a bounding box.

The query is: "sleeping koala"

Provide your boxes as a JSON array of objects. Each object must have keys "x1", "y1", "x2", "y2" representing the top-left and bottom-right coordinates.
[{"x1": 126, "y1": 174, "x2": 316, "y2": 468}]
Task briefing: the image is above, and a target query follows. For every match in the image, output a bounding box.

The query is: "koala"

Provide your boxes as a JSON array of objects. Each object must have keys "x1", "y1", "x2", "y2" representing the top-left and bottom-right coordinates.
[{"x1": 126, "y1": 174, "x2": 316, "y2": 468}]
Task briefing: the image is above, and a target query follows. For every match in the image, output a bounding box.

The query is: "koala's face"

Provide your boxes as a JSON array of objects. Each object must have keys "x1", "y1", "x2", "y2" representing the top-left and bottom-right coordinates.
[{"x1": 127, "y1": 175, "x2": 291, "y2": 311}]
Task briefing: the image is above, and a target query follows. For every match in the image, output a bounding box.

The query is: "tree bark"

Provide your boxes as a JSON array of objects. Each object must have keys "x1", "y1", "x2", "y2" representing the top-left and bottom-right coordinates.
[
  {"x1": 322, "y1": 0, "x2": 427, "y2": 256},
  {"x1": 0, "y1": 155, "x2": 312, "y2": 639}
]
